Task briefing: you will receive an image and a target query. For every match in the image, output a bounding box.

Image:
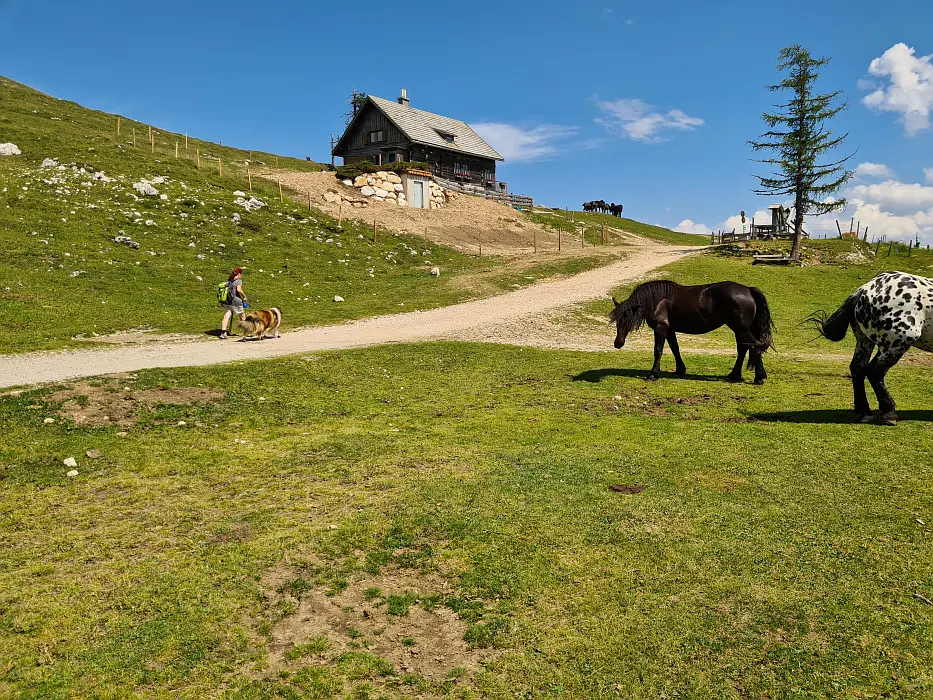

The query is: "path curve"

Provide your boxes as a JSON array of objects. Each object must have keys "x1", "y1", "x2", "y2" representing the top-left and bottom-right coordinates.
[{"x1": 0, "y1": 244, "x2": 702, "y2": 388}]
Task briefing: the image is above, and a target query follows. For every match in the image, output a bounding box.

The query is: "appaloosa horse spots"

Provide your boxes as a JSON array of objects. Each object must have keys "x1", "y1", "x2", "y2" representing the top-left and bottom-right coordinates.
[
  {"x1": 809, "y1": 270, "x2": 933, "y2": 425},
  {"x1": 610, "y1": 280, "x2": 775, "y2": 384}
]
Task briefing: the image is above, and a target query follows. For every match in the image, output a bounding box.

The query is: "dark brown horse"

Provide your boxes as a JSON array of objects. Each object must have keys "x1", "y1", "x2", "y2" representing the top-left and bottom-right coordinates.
[{"x1": 610, "y1": 280, "x2": 775, "y2": 383}]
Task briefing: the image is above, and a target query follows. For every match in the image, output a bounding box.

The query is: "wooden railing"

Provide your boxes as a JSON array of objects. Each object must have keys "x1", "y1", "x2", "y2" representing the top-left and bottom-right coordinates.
[{"x1": 435, "y1": 176, "x2": 534, "y2": 210}]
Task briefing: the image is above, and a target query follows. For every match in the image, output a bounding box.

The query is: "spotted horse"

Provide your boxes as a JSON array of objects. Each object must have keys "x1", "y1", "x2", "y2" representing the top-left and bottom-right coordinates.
[{"x1": 809, "y1": 271, "x2": 933, "y2": 425}]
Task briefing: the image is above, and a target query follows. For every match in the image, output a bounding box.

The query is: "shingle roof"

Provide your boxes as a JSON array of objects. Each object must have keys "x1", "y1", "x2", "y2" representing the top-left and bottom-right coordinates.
[{"x1": 366, "y1": 95, "x2": 503, "y2": 161}]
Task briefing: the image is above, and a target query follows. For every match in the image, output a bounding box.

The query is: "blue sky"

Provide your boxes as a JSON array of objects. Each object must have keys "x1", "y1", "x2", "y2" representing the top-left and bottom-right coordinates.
[{"x1": 2, "y1": 0, "x2": 932, "y2": 241}]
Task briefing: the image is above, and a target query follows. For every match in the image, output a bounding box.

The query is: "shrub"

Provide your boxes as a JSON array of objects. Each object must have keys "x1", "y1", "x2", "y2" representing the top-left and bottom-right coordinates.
[{"x1": 335, "y1": 161, "x2": 431, "y2": 181}]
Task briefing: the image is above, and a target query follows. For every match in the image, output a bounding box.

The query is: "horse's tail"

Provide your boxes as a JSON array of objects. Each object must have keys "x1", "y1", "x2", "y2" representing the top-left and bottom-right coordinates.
[
  {"x1": 807, "y1": 291, "x2": 859, "y2": 343},
  {"x1": 749, "y1": 287, "x2": 776, "y2": 355}
]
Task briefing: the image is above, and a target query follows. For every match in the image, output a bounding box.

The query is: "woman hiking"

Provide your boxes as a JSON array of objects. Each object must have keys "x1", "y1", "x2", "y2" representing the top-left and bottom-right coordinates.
[{"x1": 219, "y1": 267, "x2": 248, "y2": 339}]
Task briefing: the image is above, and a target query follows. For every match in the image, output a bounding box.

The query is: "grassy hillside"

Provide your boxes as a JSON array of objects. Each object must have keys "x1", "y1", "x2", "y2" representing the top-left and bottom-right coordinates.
[
  {"x1": 527, "y1": 208, "x2": 708, "y2": 246},
  {"x1": 0, "y1": 77, "x2": 614, "y2": 354}
]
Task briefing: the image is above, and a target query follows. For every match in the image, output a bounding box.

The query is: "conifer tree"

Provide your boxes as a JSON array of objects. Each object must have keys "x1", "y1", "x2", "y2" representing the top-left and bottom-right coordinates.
[{"x1": 749, "y1": 45, "x2": 853, "y2": 260}]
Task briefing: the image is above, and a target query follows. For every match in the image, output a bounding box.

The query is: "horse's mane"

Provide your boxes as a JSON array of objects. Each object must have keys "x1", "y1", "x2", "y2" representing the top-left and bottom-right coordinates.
[{"x1": 609, "y1": 280, "x2": 680, "y2": 334}]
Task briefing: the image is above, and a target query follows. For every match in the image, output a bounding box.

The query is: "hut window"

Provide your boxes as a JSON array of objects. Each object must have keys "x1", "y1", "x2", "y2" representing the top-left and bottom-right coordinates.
[
  {"x1": 368, "y1": 130, "x2": 385, "y2": 144},
  {"x1": 435, "y1": 129, "x2": 455, "y2": 143},
  {"x1": 454, "y1": 161, "x2": 470, "y2": 177}
]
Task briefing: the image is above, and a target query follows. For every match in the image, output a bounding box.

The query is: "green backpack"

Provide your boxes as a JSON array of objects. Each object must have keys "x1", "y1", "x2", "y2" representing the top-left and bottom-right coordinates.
[{"x1": 216, "y1": 281, "x2": 230, "y2": 305}]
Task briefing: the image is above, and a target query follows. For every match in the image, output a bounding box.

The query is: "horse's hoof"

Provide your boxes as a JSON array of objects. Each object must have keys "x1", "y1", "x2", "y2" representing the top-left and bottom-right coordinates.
[
  {"x1": 876, "y1": 412, "x2": 898, "y2": 426},
  {"x1": 726, "y1": 375, "x2": 742, "y2": 383},
  {"x1": 753, "y1": 378, "x2": 765, "y2": 386},
  {"x1": 675, "y1": 368, "x2": 687, "y2": 377}
]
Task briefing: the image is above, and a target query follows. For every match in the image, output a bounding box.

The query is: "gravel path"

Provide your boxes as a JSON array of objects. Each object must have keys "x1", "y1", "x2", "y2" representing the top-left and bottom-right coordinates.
[{"x1": 0, "y1": 243, "x2": 702, "y2": 388}]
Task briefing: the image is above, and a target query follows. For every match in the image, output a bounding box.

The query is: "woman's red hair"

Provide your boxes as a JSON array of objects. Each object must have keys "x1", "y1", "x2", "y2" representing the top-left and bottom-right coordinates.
[{"x1": 228, "y1": 267, "x2": 243, "y2": 281}]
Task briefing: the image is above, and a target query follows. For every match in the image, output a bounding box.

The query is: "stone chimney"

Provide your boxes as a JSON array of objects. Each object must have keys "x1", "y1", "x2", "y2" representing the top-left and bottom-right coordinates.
[{"x1": 398, "y1": 88, "x2": 409, "y2": 107}]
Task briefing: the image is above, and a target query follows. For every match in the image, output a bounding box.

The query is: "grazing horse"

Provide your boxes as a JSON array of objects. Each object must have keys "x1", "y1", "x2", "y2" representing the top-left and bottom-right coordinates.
[
  {"x1": 809, "y1": 271, "x2": 933, "y2": 425},
  {"x1": 611, "y1": 203, "x2": 624, "y2": 217},
  {"x1": 610, "y1": 280, "x2": 775, "y2": 383},
  {"x1": 583, "y1": 201, "x2": 595, "y2": 212}
]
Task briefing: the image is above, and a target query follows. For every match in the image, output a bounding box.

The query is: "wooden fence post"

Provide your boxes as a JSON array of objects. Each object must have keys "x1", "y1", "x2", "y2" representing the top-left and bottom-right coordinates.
[
  {"x1": 558, "y1": 228, "x2": 561, "y2": 252},
  {"x1": 308, "y1": 191, "x2": 312, "y2": 211},
  {"x1": 185, "y1": 133, "x2": 188, "y2": 151},
  {"x1": 875, "y1": 238, "x2": 882, "y2": 256},
  {"x1": 424, "y1": 226, "x2": 428, "y2": 249},
  {"x1": 863, "y1": 226, "x2": 869, "y2": 242},
  {"x1": 581, "y1": 226, "x2": 585, "y2": 249},
  {"x1": 278, "y1": 180, "x2": 283, "y2": 202},
  {"x1": 132, "y1": 127, "x2": 136, "y2": 148},
  {"x1": 247, "y1": 169, "x2": 252, "y2": 192},
  {"x1": 908, "y1": 240, "x2": 913, "y2": 257},
  {"x1": 196, "y1": 149, "x2": 200, "y2": 169},
  {"x1": 478, "y1": 231, "x2": 482, "y2": 257},
  {"x1": 148, "y1": 124, "x2": 152, "y2": 145},
  {"x1": 218, "y1": 157, "x2": 222, "y2": 176},
  {"x1": 533, "y1": 228, "x2": 537, "y2": 254},
  {"x1": 836, "y1": 220, "x2": 843, "y2": 237},
  {"x1": 117, "y1": 116, "x2": 121, "y2": 136},
  {"x1": 373, "y1": 219, "x2": 377, "y2": 244},
  {"x1": 174, "y1": 142, "x2": 178, "y2": 159},
  {"x1": 888, "y1": 241, "x2": 894, "y2": 256},
  {"x1": 337, "y1": 203, "x2": 342, "y2": 226}
]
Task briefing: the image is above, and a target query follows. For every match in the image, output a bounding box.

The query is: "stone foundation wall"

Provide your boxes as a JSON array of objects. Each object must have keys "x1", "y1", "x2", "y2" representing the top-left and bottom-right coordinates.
[{"x1": 322, "y1": 171, "x2": 455, "y2": 210}]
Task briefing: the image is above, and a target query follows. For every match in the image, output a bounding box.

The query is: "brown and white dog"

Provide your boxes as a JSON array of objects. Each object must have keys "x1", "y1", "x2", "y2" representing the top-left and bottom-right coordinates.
[{"x1": 238, "y1": 307, "x2": 282, "y2": 340}]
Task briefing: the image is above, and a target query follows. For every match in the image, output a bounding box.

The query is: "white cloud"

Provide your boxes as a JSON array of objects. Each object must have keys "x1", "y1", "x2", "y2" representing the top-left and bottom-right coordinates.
[
  {"x1": 595, "y1": 98, "x2": 704, "y2": 143},
  {"x1": 862, "y1": 43, "x2": 933, "y2": 136},
  {"x1": 471, "y1": 123, "x2": 578, "y2": 162},
  {"x1": 675, "y1": 219, "x2": 712, "y2": 235},
  {"x1": 848, "y1": 180, "x2": 933, "y2": 216},
  {"x1": 925, "y1": 167, "x2": 933, "y2": 185},
  {"x1": 853, "y1": 162, "x2": 895, "y2": 179}
]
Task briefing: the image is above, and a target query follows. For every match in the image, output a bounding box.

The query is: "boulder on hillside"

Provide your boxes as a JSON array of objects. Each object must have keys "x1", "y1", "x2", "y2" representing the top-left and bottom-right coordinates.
[
  {"x1": 323, "y1": 191, "x2": 340, "y2": 203},
  {"x1": 353, "y1": 175, "x2": 368, "y2": 187},
  {"x1": 360, "y1": 185, "x2": 376, "y2": 197},
  {"x1": 133, "y1": 181, "x2": 159, "y2": 196},
  {"x1": 386, "y1": 173, "x2": 402, "y2": 184},
  {"x1": 374, "y1": 188, "x2": 389, "y2": 198},
  {"x1": 0, "y1": 143, "x2": 21, "y2": 156}
]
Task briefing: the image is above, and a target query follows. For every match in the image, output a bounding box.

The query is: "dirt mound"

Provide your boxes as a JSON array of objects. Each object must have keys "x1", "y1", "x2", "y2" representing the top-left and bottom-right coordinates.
[
  {"x1": 258, "y1": 169, "x2": 563, "y2": 255},
  {"x1": 257, "y1": 563, "x2": 486, "y2": 688},
  {"x1": 46, "y1": 378, "x2": 224, "y2": 427}
]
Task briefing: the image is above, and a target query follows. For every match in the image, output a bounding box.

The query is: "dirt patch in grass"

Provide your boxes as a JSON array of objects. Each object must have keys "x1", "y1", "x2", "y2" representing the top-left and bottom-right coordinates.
[
  {"x1": 258, "y1": 563, "x2": 485, "y2": 685},
  {"x1": 609, "y1": 483, "x2": 645, "y2": 494},
  {"x1": 46, "y1": 380, "x2": 224, "y2": 427}
]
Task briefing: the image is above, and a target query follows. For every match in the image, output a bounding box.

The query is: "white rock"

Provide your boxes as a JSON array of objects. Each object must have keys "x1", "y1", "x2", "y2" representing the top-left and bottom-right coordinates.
[
  {"x1": 396, "y1": 199, "x2": 408, "y2": 207},
  {"x1": 0, "y1": 143, "x2": 21, "y2": 156},
  {"x1": 386, "y1": 173, "x2": 402, "y2": 184},
  {"x1": 393, "y1": 183, "x2": 404, "y2": 192},
  {"x1": 333, "y1": 295, "x2": 345, "y2": 302},
  {"x1": 63, "y1": 457, "x2": 78, "y2": 468},
  {"x1": 144, "y1": 219, "x2": 156, "y2": 226},
  {"x1": 159, "y1": 194, "x2": 168, "y2": 200},
  {"x1": 323, "y1": 191, "x2": 340, "y2": 203},
  {"x1": 43, "y1": 417, "x2": 55, "y2": 424},
  {"x1": 151, "y1": 176, "x2": 166, "y2": 185},
  {"x1": 430, "y1": 266, "x2": 441, "y2": 276},
  {"x1": 342, "y1": 179, "x2": 353, "y2": 186},
  {"x1": 67, "y1": 470, "x2": 79, "y2": 478},
  {"x1": 374, "y1": 188, "x2": 389, "y2": 198},
  {"x1": 233, "y1": 190, "x2": 246, "y2": 197},
  {"x1": 41, "y1": 158, "x2": 59, "y2": 168},
  {"x1": 360, "y1": 185, "x2": 375, "y2": 197},
  {"x1": 235, "y1": 196, "x2": 266, "y2": 212},
  {"x1": 353, "y1": 175, "x2": 368, "y2": 187},
  {"x1": 133, "y1": 181, "x2": 159, "y2": 196},
  {"x1": 376, "y1": 171, "x2": 388, "y2": 179},
  {"x1": 177, "y1": 421, "x2": 186, "y2": 426}
]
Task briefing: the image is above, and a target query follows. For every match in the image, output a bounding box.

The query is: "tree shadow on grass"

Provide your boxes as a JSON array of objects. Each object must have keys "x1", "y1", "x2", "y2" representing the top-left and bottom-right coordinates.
[
  {"x1": 571, "y1": 368, "x2": 729, "y2": 384},
  {"x1": 749, "y1": 409, "x2": 933, "y2": 424}
]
